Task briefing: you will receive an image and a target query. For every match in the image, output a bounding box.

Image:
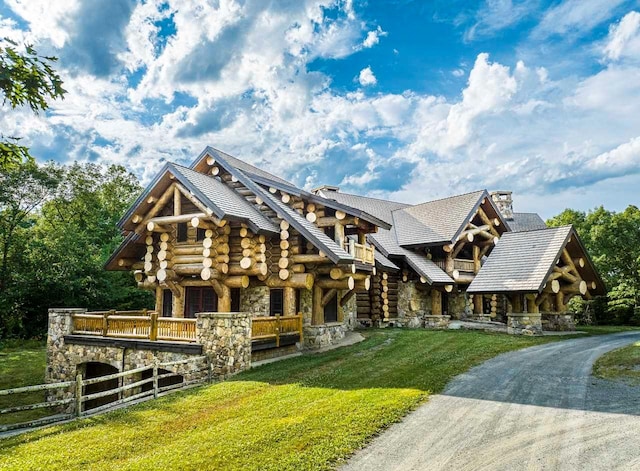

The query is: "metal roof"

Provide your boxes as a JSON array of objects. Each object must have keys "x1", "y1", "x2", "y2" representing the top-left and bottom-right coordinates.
[
  {"x1": 400, "y1": 248, "x2": 455, "y2": 285},
  {"x1": 374, "y1": 250, "x2": 400, "y2": 272},
  {"x1": 508, "y1": 213, "x2": 547, "y2": 232},
  {"x1": 468, "y1": 226, "x2": 572, "y2": 293}
]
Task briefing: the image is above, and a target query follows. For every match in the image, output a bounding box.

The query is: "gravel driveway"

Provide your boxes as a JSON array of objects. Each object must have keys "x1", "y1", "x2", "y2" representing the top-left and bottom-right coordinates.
[{"x1": 342, "y1": 331, "x2": 640, "y2": 471}]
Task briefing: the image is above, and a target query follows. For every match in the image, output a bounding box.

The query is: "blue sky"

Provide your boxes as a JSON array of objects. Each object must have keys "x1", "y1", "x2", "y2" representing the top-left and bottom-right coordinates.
[{"x1": 1, "y1": 0, "x2": 640, "y2": 218}]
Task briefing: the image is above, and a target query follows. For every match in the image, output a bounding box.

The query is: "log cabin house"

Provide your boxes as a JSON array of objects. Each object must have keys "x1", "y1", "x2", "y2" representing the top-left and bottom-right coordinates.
[{"x1": 95, "y1": 145, "x2": 604, "y2": 351}]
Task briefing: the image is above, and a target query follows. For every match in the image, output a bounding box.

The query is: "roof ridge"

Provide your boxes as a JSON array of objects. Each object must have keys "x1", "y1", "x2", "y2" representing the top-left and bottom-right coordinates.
[
  {"x1": 504, "y1": 225, "x2": 570, "y2": 235},
  {"x1": 321, "y1": 189, "x2": 410, "y2": 206},
  {"x1": 400, "y1": 189, "x2": 486, "y2": 211}
]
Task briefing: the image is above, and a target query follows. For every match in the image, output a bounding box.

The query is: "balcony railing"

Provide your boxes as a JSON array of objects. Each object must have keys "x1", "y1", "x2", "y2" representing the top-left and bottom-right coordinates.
[
  {"x1": 72, "y1": 310, "x2": 197, "y2": 343},
  {"x1": 251, "y1": 314, "x2": 303, "y2": 347},
  {"x1": 344, "y1": 240, "x2": 375, "y2": 265},
  {"x1": 433, "y1": 258, "x2": 476, "y2": 274}
]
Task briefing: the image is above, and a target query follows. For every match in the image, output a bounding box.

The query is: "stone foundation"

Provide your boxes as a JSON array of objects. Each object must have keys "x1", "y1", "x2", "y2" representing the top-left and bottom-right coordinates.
[
  {"x1": 507, "y1": 313, "x2": 543, "y2": 336},
  {"x1": 240, "y1": 285, "x2": 270, "y2": 317},
  {"x1": 424, "y1": 315, "x2": 451, "y2": 329},
  {"x1": 397, "y1": 281, "x2": 431, "y2": 323},
  {"x1": 252, "y1": 344, "x2": 298, "y2": 362},
  {"x1": 542, "y1": 313, "x2": 576, "y2": 331}
]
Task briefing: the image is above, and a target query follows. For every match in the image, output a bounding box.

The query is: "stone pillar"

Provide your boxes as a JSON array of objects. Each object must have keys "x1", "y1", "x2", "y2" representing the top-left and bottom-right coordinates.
[
  {"x1": 46, "y1": 308, "x2": 86, "y2": 383},
  {"x1": 196, "y1": 312, "x2": 252, "y2": 380},
  {"x1": 507, "y1": 313, "x2": 542, "y2": 336}
]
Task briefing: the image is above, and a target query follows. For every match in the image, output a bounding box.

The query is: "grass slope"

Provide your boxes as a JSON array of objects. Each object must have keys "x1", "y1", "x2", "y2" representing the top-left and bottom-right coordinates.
[
  {"x1": 0, "y1": 341, "x2": 47, "y2": 426},
  {"x1": 593, "y1": 340, "x2": 640, "y2": 385},
  {"x1": 0, "y1": 330, "x2": 562, "y2": 471}
]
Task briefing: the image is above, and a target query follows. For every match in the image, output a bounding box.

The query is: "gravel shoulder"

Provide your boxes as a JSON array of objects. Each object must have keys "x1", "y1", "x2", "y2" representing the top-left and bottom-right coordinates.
[{"x1": 342, "y1": 331, "x2": 640, "y2": 471}]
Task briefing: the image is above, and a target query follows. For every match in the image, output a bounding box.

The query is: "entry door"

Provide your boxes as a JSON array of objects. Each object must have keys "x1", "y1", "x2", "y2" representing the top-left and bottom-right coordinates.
[
  {"x1": 184, "y1": 286, "x2": 217, "y2": 318},
  {"x1": 324, "y1": 292, "x2": 338, "y2": 323}
]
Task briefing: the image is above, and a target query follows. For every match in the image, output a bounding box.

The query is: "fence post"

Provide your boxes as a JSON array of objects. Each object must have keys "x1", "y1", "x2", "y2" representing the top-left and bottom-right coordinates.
[
  {"x1": 103, "y1": 310, "x2": 115, "y2": 336},
  {"x1": 153, "y1": 360, "x2": 159, "y2": 399},
  {"x1": 275, "y1": 314, "x2": 280, "y2": 348},
  {"x1": 349, "y1": 239, "x2": 356, "y2": 258},
  {"x1": 149, "y1": 311, "x2": 158, "y2": 341},
  {"x1": 75, "y1": 373, "x2": 83, "y2": 417}
]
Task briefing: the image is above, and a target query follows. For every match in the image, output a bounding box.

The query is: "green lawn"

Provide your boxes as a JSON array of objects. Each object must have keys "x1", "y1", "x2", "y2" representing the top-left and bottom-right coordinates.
[
  {"x1": 593, "y1": 340, "x2": 640, "y2": 385},
  {"x1": 0, "y1": 329, "x2": 568, "y2": 471},
  {"x1": 0, "y1": 340, "x2": 47, "y2": 426}
]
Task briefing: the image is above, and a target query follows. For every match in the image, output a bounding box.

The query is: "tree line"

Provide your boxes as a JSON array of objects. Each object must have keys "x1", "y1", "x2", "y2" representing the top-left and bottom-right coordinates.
[{"x1": 0, "y1": 161, "x2": 153, "y2": 338}]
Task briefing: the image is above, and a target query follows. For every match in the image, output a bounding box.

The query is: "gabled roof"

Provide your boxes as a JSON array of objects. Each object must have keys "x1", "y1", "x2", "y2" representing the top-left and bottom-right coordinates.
[
  {"x1": 200, "y1": 152, "x2": 354, "y2": 264},
  {"x1": 393, "y1": 190, "x2": 488, "y2": 247},
  {"x1": 467, "y1": 226, "x2": 605, "y2": 294},
  {"x1": 374, "y1": 250, "x2": 400, "y2": 272},
  {"x1": 316, "y1": 190, "x2": 409, "y2": 226},
  {"x1": 400, "y1": 249, "x2": 455, "y2": 285},
  {"x1": 117, "y1": 163, "x2": 279, "y2": 235},
  {"x1": 509, "y1": 213, "x2": 547, "y2": 232},
  {"x1": 195, "y1": 147, "x2": 391, "y2": 230}
]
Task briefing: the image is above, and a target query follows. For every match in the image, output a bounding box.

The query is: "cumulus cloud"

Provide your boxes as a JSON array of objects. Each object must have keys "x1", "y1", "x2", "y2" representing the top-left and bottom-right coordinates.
[
  {"x1": 603, "y1": 11, "x2": 640, "y2": 61},
  {"x1": 358, "y1": 67, "x2": 377, "y2": 86},
  {"x1": 362, "y1": 26, "x2": 387, "y2": 48}
]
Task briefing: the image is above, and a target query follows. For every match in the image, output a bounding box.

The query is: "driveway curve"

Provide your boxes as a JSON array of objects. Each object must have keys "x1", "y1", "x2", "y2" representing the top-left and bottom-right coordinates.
[{"x1": 343, "y1": 331, "x2": 640, "y2": 471}]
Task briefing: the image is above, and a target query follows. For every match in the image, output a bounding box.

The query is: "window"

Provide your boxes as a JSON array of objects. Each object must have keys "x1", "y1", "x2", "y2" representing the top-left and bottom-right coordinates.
[
  {"x1": 324, "y1": 292, "x2": 338, "y2": 323},
  {"x1": 162, "y1": 289, "x2": 173, "y2": 317},
  {"x1": 184, "y1": 286, "x2": 217, "y2": 318},
  {"x1": 177, "y1": 223, "x2": 188, "y2": 242},
  {"x1": 231, "y1": 288, "x2": 241, "y2": 312},
  {"x1": 270, "y1": 289, "x2": 284, "y2": 316},
  {"x1": 196, "y1": 227, "x2": 206, "y2": 242}
]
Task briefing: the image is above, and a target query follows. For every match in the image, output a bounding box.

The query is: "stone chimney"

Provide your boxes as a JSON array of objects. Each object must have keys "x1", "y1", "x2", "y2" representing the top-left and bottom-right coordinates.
[
  {"x1": 311, "y1": 185, "x2": 340, "y2": 195},
  {"x1": 490, "y1": 190, "x2": 514, "y2": 220}
]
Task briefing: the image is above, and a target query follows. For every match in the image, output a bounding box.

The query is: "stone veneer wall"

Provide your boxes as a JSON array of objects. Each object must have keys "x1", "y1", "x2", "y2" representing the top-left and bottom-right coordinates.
[
  {"x1": 240, "y1": 285, "x2": 270, "y2": 317},
  {"x1": 447, "y1": 292, "x2": 469, "y2": 320},
  {"x1": 542, "y1": 313, "x2": 575, "y2": 331},
  {"x1": 507, "y1": 313, "x2": 543, "y2": 336},
  {"x1": 396, "y1": 281, "x2": 430, "y2": 327},
  {"x1": 302, "y1": 288, "x2": 356, "y2": 349},
  {"x1": 195, "y1": 312, "x2": 252, "y2": 379}
]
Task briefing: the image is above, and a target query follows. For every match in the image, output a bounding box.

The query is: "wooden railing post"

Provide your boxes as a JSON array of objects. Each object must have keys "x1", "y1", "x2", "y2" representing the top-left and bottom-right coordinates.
[
  {"x1": 103, "y1": 310, "x2": 114, "y2": 336},
  {"x1": 275, "y1": 314, "x2": 280, "y2": 348},
  {"x1": 149, "y1": 311, "x2": 158, "y2": 341},
  {"x1": 153, "y1": 360, "x2": 159, "y2": 399},
  {"x1": 75, "y1": 373, "x2": 83, "y2": 417}
]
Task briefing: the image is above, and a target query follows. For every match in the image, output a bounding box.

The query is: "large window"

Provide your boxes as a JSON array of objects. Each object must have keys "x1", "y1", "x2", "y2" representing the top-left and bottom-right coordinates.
[
  {"x1": 184, "y1": 286, "x2": 217, "y2": 318},
  {"x1": 177, "y1": 222, "x2": 188, "y2": 242},
  {"x1": 324, "y1": 292, "x2": 338, "y2": 323},
  {"x1": 162, "y1": 289, "x2": 173, "y2": 317},
  {"x1": 270, "y1": 289, "x2": 283, "y2": 316}
]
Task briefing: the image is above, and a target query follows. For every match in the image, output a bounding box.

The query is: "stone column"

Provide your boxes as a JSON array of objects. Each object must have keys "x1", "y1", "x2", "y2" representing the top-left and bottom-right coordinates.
[
  {"x1": 46, "y1": 308, "x2": 86, "y2": 383},
  {"x1": 507, "y1": 313, "x2": 542, "y2": 336},
  {"x1": 196, "y1": 312, "x2": 252, "y2": 380}
]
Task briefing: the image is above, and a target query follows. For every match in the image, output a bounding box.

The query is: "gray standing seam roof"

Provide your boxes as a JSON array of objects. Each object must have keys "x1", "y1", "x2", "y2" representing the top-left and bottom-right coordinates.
[
  {"x1": 374, "y1": 250, "x2": 400, "y2": 271},
  {"x1": 508, "y1": 213, "x2": 547, "y2": 232},
  {"x1": 467, "y1": 226, "x2": 572, "y2": 293},
  {"x1": 169, "y1": 164, "x2": 278, "y2": 234},
  {"x1": 393, "y1": 190, "x2": 486, "y2": 247}
]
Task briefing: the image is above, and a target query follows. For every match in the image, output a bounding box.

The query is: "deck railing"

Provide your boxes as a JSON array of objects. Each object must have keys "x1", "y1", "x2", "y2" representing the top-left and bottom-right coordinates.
[
  {"x1": 433, "y1": 258, "x2": 476, "y2": 273},
  {"x1": 72, "y1": 310, "x2": 198, "y2": 343},
  {"x1": 344, "y1": 240, "x2": 375, "y2": 265},
  {"x1": 251, "y1": 314, "x2": 303, "y2": 347}
]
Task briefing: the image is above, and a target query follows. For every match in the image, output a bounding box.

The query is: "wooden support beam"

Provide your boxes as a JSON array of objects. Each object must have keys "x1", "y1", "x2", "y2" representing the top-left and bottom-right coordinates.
[
  {"x1": 312, "y1": 285, "x2": 323, "y2": 325},
  {"x1": 317, "y1": 277, "x2": 355, "y2": 290},
  {"x1": 290, "y1": 254, "x2": 329, "y2": 264},
  {"x1": 283, "y1": 287, "x2": 296, "y2": 316},
  {"x1": 526, "y1": 294, "x2": 539, "y2": 313},
  {"x1": 431, "y1": 289, "x2": 442, "y2": 316},
  {"x1": 133, "y1": 183, "x2": 176, "y2": 231},
  {"x1": 511, "y1": 294, "x2": 523, "y2": 313},
  {"x1": 339, "y1": 289, "x2": 356, "y2": 307},
  {"x1": 173, "y1": 186, "x2": 181, "y2": 216},
  {"x1": 223, "y1": 276, "x2": 250, "y2": 289},
  {"x1": 265, "y1": 273, "x2": 314, "y2": 290},
  {"x1": 322, "y1": 288, "x2": 337, "y2": 307},
  {"x1": 175, "y1": 183, "x2": 226, "y2": 227},
  {"x1": 473, "y1": 294, "x2": 483, "y2": 314}
]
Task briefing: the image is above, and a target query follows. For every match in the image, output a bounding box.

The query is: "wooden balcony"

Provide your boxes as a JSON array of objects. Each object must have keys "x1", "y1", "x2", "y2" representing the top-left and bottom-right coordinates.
[
  {"x1": 344, "y1": 240, "x2": 375, "y2": 265},
  {"x1": 72, "y1": 310, "x2": 197, "y2": 343},
  {"x1": 251, "y1": 314, "x2": 303, "y2": 351}
]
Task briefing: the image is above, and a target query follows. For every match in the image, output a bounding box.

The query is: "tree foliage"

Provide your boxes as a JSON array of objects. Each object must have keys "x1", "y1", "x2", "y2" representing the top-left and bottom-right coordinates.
[
  {"x1": 547, "y1": 205, "x2": 640, "y2": 325},
  {"x1": 0, "y1": 39, "x2": 66, "y2": 170},
  {"x1": 0, "y1": 161, "x2": 152, "y2": 338}
]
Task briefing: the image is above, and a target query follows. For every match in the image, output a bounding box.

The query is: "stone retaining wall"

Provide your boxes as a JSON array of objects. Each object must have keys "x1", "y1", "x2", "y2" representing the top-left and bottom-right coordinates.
[{"x1": 542, "y1": 313, "x2": 575, "y2": 331}]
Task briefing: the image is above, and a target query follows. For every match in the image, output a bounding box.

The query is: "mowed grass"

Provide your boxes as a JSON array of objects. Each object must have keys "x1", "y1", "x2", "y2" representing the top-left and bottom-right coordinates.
[
  {"x1": 0, "y1": 329, "x2": 565, "y2": 471},
  {"x1": 0, "y1": 340, "x2": 47, "y2": 426},
  {"x1": 593, "y1": 340, "x2": 640, "y2": 385}
]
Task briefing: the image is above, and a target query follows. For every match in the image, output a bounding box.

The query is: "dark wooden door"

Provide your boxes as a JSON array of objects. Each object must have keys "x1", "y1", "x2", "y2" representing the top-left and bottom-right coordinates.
[
  {"x1": 184, "y1": 286, "x2": 217, "y2": 318},
  {"x1": 324, "y1": 292, "x2": 338, "y2": 322}
]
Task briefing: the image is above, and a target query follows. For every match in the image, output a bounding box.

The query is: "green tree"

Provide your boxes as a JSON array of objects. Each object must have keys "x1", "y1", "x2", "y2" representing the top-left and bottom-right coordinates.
[{"x1": 0, "y1": 39, "x2": 65, "y2": 169}]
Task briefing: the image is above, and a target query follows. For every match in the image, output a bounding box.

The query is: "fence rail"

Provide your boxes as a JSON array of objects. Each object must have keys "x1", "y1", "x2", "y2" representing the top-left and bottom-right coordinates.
[
  {"x1": 252, "y1": 314, "x2": 303, "y2": 347},
  {"x1": 0, "y1": 357, "x2": 208, "y2": 433},
  {"x1": 344, "y1": 240, "x2": 375, "y2": 265},
  {"x1": 72, "y1": 311, "x2": 197, "y2": 343},
  {"x1": 433, "y1": 258, "x2": 476, "y2": 273}
]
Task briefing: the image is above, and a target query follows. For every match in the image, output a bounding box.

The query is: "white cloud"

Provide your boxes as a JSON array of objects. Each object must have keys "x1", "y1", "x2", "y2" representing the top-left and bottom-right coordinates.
[
  {"x1": 465, "y1": 0, "x2": 537, "y2": 41},
  {"x1": 358, "y1": 67, "x2": 377, "y2": 86},
  {"x1": 4, "y1": 0, "x2": 78, "y2": 48},
  {"x1": 603, "y1": 11, "x2": 640, "y2": 61},
  {"x1": 362, "y1": 26, "x2": 387, "y2": 48},
  {"x1": 531, "y1": 0, "x2": 626, "y2": 40}
]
